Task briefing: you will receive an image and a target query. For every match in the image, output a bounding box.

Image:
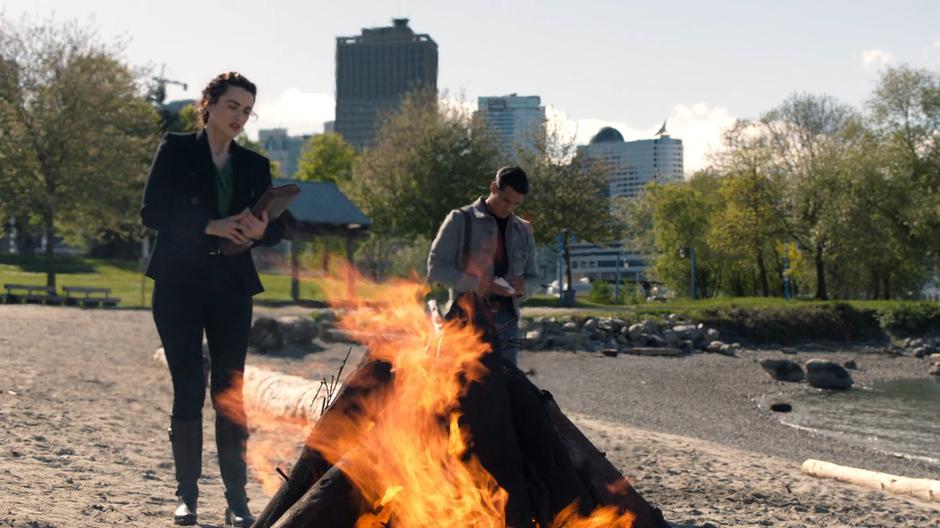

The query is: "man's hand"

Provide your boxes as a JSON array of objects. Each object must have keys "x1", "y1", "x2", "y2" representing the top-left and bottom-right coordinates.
[
  {"x1": 205, "y1": 212, "x2": 251, "y2": 244},
  {"x1": 238, "y1": 208, "x2": 269, "y2": 241},
  {"x1": 508, "y1": 275, "x2": 525, "y2": 297}
]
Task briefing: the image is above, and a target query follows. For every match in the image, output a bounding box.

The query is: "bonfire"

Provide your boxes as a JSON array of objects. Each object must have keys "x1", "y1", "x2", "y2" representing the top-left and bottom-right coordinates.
[{"x1": 244, "y1": 271, "x2": 667, "y2": 528}]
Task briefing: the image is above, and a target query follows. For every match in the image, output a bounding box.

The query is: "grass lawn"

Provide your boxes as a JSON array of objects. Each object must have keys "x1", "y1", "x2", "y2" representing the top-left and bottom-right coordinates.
[
  {"x1": 523, "y1": 294, "x2": 925, "y2": 318},
  {"x1": 0, "y1": 254, "x2": 322, "y2": 309}
]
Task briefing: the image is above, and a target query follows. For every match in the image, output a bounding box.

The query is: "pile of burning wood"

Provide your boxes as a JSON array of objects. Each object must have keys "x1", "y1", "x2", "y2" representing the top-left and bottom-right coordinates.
[{"x1": 249, "y1": 284, "x2": 668, "y2": 528}]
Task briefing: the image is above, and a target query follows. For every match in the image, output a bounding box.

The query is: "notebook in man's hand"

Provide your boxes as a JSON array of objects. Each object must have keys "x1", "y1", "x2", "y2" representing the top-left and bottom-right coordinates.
[{"x1": 219, "y1": 184, "x2": 300, "y2": 255}]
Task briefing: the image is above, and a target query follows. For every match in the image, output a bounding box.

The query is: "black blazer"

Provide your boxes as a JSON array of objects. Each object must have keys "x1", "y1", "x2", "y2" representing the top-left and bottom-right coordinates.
[{"x1": 141, "y1": 130, "x2": 286, "y2": 296}]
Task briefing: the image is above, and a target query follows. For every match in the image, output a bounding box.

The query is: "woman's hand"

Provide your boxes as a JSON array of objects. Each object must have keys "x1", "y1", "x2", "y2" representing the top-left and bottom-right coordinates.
[
  {"x1": 205, "y1": 213, "x2": 251, "y2": 244},
  {"x1": 239, "y1": 207, "x2": 268, "y2": 240},
  {"x1": 237, "y1": 208, "x2": 269, "y2": 241}
]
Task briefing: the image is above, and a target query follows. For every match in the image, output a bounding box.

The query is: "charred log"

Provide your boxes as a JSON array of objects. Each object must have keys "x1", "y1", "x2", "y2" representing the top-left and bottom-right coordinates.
[{"x1": 252, "y1": 358, "x2": 393, "y2": 528}]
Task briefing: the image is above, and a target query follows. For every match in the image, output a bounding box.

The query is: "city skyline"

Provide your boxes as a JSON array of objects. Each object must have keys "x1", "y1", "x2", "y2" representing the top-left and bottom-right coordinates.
[{"x1": 3, "y1": 0, "x2": 938, "y2": 172}]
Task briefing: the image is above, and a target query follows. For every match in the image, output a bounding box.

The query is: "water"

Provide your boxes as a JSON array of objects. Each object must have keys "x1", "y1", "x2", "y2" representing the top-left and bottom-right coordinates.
[{"x1": 769, "y1": 379, "x2": 940, "y2": 466}]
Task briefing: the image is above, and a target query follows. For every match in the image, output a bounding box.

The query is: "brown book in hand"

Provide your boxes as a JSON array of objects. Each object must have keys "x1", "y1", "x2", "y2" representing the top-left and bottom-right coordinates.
[{"x1": 220, "y1": 184, "x2": 300, "y2": 255}]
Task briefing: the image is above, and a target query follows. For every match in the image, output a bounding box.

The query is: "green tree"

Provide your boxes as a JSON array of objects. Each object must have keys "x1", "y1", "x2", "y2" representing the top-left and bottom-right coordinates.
[
  {"x1": 515, "y1": 124, "x2": 615, "y2": 300},
  {"x1": 710, "y1": 120, "x2": 786, "y2": 296},
  {"x1": 867, "y1": 65, "x2": 940, "y2": 280},
  {"x1": 295, "y1": 132, "x2": 358, "y2": 183},
  {"x1": 348, "y1": 88, "x2": 502, "y2": 240},
  {"x1": 0, "y1": 16, "x2": 159, "y2": 288},
  {"x1": 175, "y1": 103, "x2": 201, "y2": 133},
  {"x1": 644, "y1": 171, "x2": 726, "y2": 298},
  {"x1": 761, "y1": 93, "x2": 862, "y2": 300}
]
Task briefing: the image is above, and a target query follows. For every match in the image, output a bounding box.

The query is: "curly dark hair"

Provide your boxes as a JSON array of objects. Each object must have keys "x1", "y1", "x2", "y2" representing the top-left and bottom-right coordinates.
[{"x1": 198, "y1": 72, "x2": 257, "y2": 127}]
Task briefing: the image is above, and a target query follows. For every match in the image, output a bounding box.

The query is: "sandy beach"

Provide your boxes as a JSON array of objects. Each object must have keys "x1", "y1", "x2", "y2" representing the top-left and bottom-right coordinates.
[{"x1": 0, "y1": 304, "x2": 937, "y2": 527}]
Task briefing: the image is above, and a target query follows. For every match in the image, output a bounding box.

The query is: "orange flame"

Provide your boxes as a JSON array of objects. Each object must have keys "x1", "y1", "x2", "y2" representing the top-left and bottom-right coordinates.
[
  {"x1": 313, "y1": 267, "x2": 508, "y2": 526},
  {"x1": 549, "y1": 503, "x2": 636, "y2": 528},
  {"x1": 222, "y1": 263, "x2": 635, "y2": 527}
]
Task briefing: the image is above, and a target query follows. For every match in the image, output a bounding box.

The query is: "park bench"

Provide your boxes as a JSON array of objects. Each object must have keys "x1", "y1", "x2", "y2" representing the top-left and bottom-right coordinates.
[
  {"x1": 61, "y1": 286, "x2": 121, "y2": 308},
  {"x1": 3, "y1": 283, "x2": 64, "y2": 305}
]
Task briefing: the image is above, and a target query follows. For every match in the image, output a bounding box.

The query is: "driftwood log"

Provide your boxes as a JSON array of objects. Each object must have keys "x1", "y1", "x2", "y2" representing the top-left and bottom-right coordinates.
[{"x1": 801, "y1": 459, "x2": 940, "y2": 503}]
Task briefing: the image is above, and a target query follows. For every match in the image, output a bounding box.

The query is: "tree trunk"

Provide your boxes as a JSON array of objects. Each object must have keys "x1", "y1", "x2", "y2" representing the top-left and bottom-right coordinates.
[
  {"x1": 44, "y1": 214, "x2": 56, "y2": 290},
  {"x1": 757, "y1": 249, "x2": 769, "y2": 297},
  {"x1": 814, "y1": 241, "x2": 827, "y2": 300},
  {"x1": 883, "y1": 273, "x2": 892, "y2": 300},
  {"x1": 558, "y1": 229, "x2": 574, "y2": 306}
]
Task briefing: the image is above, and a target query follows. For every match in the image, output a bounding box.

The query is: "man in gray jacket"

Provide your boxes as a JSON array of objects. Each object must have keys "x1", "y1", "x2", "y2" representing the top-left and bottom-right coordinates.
[{"x1": 427, "y1": 166, "x2": 540, "y2": 365}]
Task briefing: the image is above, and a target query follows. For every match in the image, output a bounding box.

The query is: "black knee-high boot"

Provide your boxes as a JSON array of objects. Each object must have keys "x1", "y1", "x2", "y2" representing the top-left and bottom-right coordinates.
[
  {"x1": 169, "y1": 416, "x2": 202, "y2": 525},
  {"x1": 216, "y1": 415, "x2": 254, "y2": 527}
]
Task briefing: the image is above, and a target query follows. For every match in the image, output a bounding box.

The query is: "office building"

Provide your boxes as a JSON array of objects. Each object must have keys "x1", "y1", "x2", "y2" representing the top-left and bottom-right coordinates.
[
  {"x1": 334, "y1": 18, "x2": 438, "y2": 149},
  {"x1": 475, "y1": 94, "x2": 544, "y2": 157},
  {"x1": 577, "y1": 125, "x2": 684, "y2": 199}
]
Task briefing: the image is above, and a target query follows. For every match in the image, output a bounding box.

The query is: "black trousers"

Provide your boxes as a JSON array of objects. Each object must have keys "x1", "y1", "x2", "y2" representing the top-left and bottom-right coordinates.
[{"x1": 152, "y1": 258, "x2": 252, "y2": 423}]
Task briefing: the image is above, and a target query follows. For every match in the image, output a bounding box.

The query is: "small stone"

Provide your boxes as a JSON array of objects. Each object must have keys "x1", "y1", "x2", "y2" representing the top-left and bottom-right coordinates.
[
  {"x1": 627, "y1": 324, "x2": 644, "y2": 341},
  {"x1": 770, "y1": 402, "x2": 792, "y2": 413},
  {"x1": 706, "y1": 340, "x2": 726, "y2": 353},
  {"x1": 639, "y1": 319, "x2": 659, "y2": 335},
  {"x1": 662, "y1": 329, "x2": 680, "y2": 346},
  {"x1": 843, "y1": 360, "x2": 858, "y2": 370},
  {"x1": 805, "y1": 359, "x2": 853, "y2": 390},
  {"x1": 277, "y1": 316, "x2": 320, "y2": 344},
  {"x1": 248, "y1": 317, "x2": 285, "y2": 352},
  {"x1": 321, "y1": 328, "x2": 355, "y2": 344},
  {"x1": 759, "y1": 359, "x2": 805, "y2": 382},
  {"x1": 601, "y1": 349, "x2": 619, "y2": 358},
  {"x1": 318, "y1": 309, "x2": 337, "y2": 323}
]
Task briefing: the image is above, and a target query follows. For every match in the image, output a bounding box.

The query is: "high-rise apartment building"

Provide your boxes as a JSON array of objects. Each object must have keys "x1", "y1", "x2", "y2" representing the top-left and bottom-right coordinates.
[
  {"x1": 334, "y1": 18, "x2": 438, "y2": 149},
  {"x1": 475, "y1": 94, "x2": 545, "y2": 157},
  {"x1": 577, "y1": 126, "x2": 684, "y2": 199}
]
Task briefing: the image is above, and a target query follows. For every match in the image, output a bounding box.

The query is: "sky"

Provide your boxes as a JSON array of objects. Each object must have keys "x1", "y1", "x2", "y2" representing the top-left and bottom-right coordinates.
[{"x1": 4, "y1": 0, "x2": 940, "y2": 173}]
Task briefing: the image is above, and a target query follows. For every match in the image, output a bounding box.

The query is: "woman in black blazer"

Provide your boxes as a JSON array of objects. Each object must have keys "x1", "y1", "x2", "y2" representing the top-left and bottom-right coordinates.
[{"x1": 141, "y1": 72, "x2": 285, "y2": 527}]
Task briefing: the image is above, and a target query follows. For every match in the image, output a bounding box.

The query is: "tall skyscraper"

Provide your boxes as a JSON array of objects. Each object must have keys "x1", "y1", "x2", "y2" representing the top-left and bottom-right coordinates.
[
  {"x1": 475, "y1": 94, "x2": 545, "y2": 157},
  {"x1": 334, "y1": 18, "x2": 438, "y2": 150},
  {"x1": 577, "y1": 125, "x2": 684, "y2": 199}
]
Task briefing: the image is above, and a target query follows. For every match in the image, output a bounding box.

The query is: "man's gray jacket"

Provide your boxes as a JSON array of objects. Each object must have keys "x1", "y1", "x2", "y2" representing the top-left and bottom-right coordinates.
[{"x1": 427, "y1": 197, "x2": 539, "y2": 315}]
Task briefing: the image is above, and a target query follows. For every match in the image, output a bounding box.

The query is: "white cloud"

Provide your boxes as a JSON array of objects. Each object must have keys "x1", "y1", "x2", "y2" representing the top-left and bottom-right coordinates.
[
  {"x1": 246, "y1": 88, "x2": 335, "y2": 139},
  {"x1": 861, "y1": 49, "x2": 896, "y2": 72},
  {"x1": 547, "y1": 103, "x2": 736, "y2": 175}
]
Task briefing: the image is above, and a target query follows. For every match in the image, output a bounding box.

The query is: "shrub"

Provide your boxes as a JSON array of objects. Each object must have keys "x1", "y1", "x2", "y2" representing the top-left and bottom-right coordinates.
[
  {"x1": 587, "y1": 280, "x2": 614, "y2": 305},
  {"x1": 877, "y1": 303, "x2": 940, "y2": 337}
]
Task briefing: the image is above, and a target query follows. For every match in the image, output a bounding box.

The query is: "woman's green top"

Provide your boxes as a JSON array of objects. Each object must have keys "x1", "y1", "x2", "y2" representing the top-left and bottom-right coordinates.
[{"x1": 215, "y1": 157, "x2": 234, "y2": 216}]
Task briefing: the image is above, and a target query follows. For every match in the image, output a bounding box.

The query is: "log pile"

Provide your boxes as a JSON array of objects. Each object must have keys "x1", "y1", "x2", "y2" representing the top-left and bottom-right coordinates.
[
  {"x1": 252, "y1": 296, "x2": 668, "y2": 527},
  {"x1": 251, "y1": 354, "x2": 667, "y2": 527}
]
